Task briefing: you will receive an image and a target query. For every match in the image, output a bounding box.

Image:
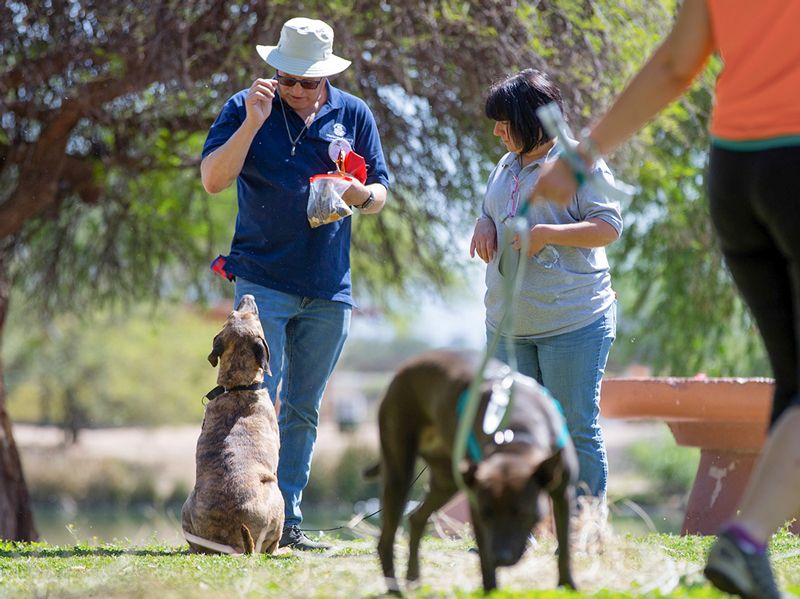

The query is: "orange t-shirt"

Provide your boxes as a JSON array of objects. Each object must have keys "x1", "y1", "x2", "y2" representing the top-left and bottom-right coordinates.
[{"x1": 708, "y1": 0, "x2": 800, "y2": 141}]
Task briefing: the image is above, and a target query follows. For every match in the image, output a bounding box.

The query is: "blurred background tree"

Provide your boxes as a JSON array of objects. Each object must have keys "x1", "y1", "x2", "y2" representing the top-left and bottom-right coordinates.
[{"x1": 0, "y1": 0, "x2": 766, "y2": 540}]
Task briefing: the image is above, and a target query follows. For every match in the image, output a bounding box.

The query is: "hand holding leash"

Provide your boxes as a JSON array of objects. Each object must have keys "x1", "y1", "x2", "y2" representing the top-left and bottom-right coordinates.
[{"x1": 530, "y1": 103, "x2": 637, "y2": 207}]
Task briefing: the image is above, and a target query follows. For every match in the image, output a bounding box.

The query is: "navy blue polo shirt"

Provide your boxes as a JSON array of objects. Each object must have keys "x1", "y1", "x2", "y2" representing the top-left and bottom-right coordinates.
[{"x1": 202, "y1": 82, "x2": 390, "y2": 306}]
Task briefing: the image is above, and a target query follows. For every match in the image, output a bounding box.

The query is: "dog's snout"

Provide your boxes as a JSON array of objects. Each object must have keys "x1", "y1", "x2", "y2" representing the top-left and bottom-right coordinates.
[{"x1": 236, "y1": 294, "x2": 259, "y2": 316}]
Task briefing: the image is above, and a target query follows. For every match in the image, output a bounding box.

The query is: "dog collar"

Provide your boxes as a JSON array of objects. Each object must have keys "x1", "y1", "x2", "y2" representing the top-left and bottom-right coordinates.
[{"x1": 205, "y1": 383, "x2": 263, "y2": 401}]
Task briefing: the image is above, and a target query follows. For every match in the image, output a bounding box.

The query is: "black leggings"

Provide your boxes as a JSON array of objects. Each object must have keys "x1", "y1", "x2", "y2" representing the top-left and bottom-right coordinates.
[{"x1": 708, "y1": 145, "x2": 800, "y2": 427}]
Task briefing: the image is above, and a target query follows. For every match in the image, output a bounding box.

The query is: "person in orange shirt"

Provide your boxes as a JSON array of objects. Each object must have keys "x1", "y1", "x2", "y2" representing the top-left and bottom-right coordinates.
[{"x1": 531, "y1": 1, "x2": 800, "y2": 598}]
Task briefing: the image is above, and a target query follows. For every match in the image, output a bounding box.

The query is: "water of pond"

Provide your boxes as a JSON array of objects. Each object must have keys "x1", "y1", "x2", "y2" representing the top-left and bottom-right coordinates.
[{"x1": 34, "y1": 506, "x2": 187, "y2": 546}]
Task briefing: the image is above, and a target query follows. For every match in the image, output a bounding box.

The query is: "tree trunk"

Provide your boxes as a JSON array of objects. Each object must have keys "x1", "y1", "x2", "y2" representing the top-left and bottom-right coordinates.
[{"x1": 0, "y1": 246, "x2": 37, "y2": 541}]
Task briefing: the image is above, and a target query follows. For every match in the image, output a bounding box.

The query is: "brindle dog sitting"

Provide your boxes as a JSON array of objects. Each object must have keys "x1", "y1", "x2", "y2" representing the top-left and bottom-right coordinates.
[
  {"x1": 181, "y1": 294, "x2": 284, "y2": 554},
  {"x1": 376, "y1": 349, "x2": 578, "y2": 593}
]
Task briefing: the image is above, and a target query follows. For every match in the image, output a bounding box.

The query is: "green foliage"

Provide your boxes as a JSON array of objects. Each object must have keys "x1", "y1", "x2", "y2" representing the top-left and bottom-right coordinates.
[
  {"x1": 1, "y1": 1, "x2": 772, "y2": 395},
  {"x1": 3, "y1": 295, "x2": 440, "y2": 427},
  {"x1": 4, "y1": 301, "x2": 221, "y2": 427},
  {"x1": 612, "y1": 65, "x2": 769, "y2": 376},
  {"x1": 13, "y1": 138, "x2": 238, "y2": 311},
  {"x1": 638, "y1": 532, "x2": 715, "y2": 562},
  {"x1": 627, "y1": 434, "x2": 699, "y2": 497}
]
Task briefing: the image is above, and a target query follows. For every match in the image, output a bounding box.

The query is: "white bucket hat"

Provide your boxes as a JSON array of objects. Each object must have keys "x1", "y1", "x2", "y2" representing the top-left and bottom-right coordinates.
[{"x1": 256, "y1": 18, "x2": 351, "y2": 78}]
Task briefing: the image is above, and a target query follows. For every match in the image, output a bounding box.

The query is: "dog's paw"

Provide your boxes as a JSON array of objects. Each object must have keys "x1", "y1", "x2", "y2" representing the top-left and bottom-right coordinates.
[
  {"x1": 557, "y1": 577, "x2": 577, "y2": 590},
  {"x1": 384, "y1": 577, "x2": 402, "y2": 595}
]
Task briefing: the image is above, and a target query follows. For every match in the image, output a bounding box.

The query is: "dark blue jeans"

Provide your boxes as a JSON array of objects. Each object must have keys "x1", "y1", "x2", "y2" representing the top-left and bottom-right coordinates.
[
  {"x1": 490, "y1": 302, "x2": 616, "y2": 497},
  {"x1": 708, "y1": 145, "x2": 800, "y2": 426},
  {"x1": 235, "y1": 278, "x2": 351, "y2": 527}
]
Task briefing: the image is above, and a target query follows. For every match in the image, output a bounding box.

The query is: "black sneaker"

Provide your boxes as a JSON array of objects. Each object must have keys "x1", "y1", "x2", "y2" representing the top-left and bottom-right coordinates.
[
  {"x1": 279, "y1": 525, "x2": 332, "y2": 551},
  {"x1": 704, "y1": 529, "x2": 781, "y2": 599}
]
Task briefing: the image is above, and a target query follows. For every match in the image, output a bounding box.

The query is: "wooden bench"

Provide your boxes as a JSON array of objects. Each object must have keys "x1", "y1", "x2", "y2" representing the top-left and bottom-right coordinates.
[{"x1": 601, "y1": 376, "x2": 799, "y2": 535}]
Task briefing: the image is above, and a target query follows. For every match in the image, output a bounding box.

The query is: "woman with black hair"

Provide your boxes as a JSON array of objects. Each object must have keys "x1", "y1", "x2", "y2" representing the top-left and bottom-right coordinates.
[{"x1": 470, "y1": 69, "x2": 623, "y2": 499}]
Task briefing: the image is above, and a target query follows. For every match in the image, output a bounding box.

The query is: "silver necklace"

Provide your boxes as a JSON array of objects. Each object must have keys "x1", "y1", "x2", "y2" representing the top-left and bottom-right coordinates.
[
  {"x1": 277, "y1": 87, "x2": 323, "y2": 157},
  {"x1": 279, "y1": 97, "x2": 307, "y2": 156}
]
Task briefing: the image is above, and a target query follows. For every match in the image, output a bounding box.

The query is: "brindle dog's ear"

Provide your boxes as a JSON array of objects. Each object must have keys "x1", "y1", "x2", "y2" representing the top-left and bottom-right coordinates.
[
  {"x1": 253, "y1": 337, "x2": 272, "y2": 376},
  {"x1": 208, "y1": 334, "x2": 225, "y2": 367}
]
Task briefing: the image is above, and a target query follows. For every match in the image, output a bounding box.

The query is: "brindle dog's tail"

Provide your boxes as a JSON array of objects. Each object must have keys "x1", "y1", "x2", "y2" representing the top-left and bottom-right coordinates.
[{"x1": 241, "y1": 524, "x2": 255, "y2": 554}]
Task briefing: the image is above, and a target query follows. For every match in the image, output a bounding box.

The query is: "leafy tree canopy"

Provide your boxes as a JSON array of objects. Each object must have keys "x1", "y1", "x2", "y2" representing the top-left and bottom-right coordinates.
[{"x1": 1, "y1": 0, "x2": 766, "y2": 375}]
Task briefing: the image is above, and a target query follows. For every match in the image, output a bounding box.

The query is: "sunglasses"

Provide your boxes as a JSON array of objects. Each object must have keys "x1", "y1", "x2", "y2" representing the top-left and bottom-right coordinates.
[{"x1": 275, "y1": 74, "x2": 323, "y2": 90}]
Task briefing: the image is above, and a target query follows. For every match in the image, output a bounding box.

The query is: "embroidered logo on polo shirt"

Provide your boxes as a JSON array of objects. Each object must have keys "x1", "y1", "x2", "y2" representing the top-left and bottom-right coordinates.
[
  {"x1": 328, "y1": 138, "x2": 353, "y2": 163},
  {"x1": 333, "y1": 123, "x2": 347, "y2": 137}
]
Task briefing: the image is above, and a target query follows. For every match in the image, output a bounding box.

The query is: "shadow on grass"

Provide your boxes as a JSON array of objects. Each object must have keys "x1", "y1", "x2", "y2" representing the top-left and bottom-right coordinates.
[{"x1": 0, "y1": 545, "x2": 191, "y2": 559}]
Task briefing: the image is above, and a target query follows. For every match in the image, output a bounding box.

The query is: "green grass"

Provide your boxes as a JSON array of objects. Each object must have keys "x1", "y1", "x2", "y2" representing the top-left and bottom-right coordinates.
[{"x1": 1, "y1": 531, "x2": 798, "y2": 598}]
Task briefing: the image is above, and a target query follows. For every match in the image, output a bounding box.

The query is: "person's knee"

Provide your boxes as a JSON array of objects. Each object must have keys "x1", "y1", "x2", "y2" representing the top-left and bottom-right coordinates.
[{"x1": 279, "y1": 401, "x2": 320, "y2": 428}]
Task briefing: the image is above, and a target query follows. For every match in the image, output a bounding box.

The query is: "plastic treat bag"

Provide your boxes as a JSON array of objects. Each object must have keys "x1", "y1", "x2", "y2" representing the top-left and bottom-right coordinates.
[
  {"x1": 306, "y1": 147, "x2": 367, "y2": 228},
  {"x1": 307, "y1": 172, "x2": 354, "y2": 228}
]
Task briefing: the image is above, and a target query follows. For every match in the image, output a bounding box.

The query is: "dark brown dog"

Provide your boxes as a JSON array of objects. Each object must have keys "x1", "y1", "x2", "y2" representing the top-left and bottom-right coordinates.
[
  {"x1": 181, "y1": 294, "x2": 284, "y2": 554},
  {"x1": 376, "y1": 349, "x2": 578, "y2": 593}
]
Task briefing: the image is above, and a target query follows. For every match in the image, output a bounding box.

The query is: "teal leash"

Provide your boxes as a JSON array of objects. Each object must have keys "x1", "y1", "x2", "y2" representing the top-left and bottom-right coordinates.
[{"x1": 452, "y1": 202, "x2": 531, "y2": 500}]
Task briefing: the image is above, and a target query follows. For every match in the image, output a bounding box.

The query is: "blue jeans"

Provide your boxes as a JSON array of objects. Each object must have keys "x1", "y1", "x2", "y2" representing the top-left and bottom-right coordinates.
[
  {"x1": 490, "y1": 303, "x2": 616, "y2": 497},
  {"x1": 234, "y1": 278, "x2": 351, "y2": 527}
]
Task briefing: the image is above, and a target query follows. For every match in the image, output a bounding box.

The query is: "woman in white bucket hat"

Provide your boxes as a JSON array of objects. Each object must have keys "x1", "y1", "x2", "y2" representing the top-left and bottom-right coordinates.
[{"x1": 199, "y1": 17, "x2": 390, "y2": 552}]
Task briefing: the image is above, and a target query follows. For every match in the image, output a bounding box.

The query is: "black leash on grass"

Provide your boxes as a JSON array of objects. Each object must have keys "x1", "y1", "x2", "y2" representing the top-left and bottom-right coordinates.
[{"x1": 300, "y1": 466, "x2": 429, "y2": 533}]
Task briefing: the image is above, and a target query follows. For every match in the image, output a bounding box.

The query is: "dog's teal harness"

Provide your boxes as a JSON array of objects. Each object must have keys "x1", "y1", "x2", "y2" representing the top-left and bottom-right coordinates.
[
  {"x1": 455, "y1": 372, "x2": 569, "y2": 463},
  {"x1": 455, "y1": 390, "x2": 485, "y2": 463}
]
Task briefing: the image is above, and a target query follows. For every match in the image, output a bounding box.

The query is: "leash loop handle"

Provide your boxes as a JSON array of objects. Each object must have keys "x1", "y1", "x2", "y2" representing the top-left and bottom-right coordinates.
[{"x1": 535, "y1": 102, "x2": 637, "y2": 204}]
